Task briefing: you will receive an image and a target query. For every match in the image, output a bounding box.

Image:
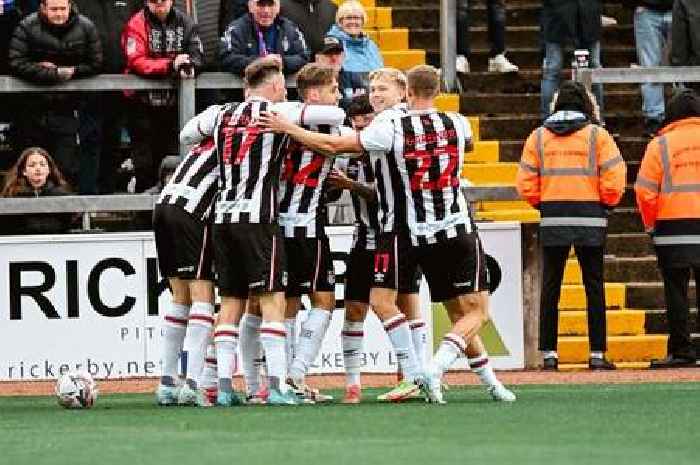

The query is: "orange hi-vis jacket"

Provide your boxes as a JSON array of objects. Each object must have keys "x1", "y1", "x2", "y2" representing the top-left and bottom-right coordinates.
[
  {"x1": 516, "y1": 122, "x2": 626, "y2": 246},
  {"x1": 635, "y1": 117, "x2": 700, "y2": 265}
]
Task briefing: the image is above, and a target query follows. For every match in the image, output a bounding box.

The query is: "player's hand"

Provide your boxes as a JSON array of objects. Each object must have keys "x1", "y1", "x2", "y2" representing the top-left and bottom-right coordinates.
[
  {"x1": 327, "y1": 168, "x2": 353, "y2": 190},
  {"x1": 257, "y1": 111, "x2": 295, "y2": 134},
  {"x1": 39, "y1": 61, "x2": 57, "y2": 69},
  {"x1": 267, "y1": 54, "x2": 283, "y2": 68}
]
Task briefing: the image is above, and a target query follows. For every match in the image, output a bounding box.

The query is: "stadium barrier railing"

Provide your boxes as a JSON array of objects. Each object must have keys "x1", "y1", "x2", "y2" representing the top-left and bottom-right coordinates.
[{"x1": 575, "y1": 66, "x2": 700, "y2": 90}]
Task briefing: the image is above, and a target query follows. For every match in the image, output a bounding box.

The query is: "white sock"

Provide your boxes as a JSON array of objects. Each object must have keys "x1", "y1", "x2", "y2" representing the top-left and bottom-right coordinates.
[
  {"x1": 431, "y1": 333, "x2": 466, "y2": 377},
  {"x1": 590, "y1": 351, "x2": 603, "y2": 359},
  {"x1": 214, "y1": 324, "x2": 239, "y2": 392},
  {"x1": 342, "y1": 321, "x2": 364, "y2": 387},
  {"x1": 409, "y1": 319, "x2": 428, "y2": 374},
  {"x1": 384, "y1": 314, "x2": 421, "y2": 382},
  {"x1": 468, "y1": 353, "x2": 500, "y2": 387},
  {"x1": 182, "y1": 302, "x2": 215, "y2": 388},
  {"x1": 284, "y1": 318, "x2": 296, "y2": 373},
  {"x1": 159, "y1": 302, "x2": 189, "y2": 385},
  {"x1": 200, "y1": 342, "x2": 218, "y2": 390},
  {"x1": 240, "y1": 313, "x2": 263, "y2": 396},
  {"x1": 259, "y1": 321, "x2": 288, "y2": 393},
  {"x1": 544, "y1": 350, "x2": 558, "y2": 359},
  {"x1": 288, "y1": 308, "x2": 332, "y2": 382}
]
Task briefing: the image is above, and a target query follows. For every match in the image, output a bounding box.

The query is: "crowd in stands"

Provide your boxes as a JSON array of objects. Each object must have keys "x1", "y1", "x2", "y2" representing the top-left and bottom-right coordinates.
[{"x1": 0, "y1": 0, "x2": 699, "y2": 199}]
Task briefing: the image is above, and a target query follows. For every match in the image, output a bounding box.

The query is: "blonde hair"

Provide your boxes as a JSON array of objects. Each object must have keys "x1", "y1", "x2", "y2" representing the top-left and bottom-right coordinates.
[
  {"x1": 336, "y1": 0, "x2": 367, "y2": 24},
  {"x1": 369, "y1": 67, "x2": 407, "y2": 91}
]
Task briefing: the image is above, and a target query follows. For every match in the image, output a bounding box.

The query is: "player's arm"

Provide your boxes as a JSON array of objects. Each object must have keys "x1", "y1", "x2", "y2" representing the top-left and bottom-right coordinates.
[
  {"x1": 327, "y1": 168, "x2": 376, "y2": 202},
  {"x1": 258, "y1": 110, "x2": 361, "y2": 156},
  {"x1": 274, "y1": 101, "x2": 347, "y2": 127},
  {"x1": 180, "y1": 105, "x2": 222, "y2": 146}
]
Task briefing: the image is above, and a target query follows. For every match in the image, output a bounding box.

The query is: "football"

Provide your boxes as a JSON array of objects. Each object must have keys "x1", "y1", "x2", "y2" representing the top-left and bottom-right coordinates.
[{"x1": 55, "y1": 371, "x2": 98, "y2": 409}]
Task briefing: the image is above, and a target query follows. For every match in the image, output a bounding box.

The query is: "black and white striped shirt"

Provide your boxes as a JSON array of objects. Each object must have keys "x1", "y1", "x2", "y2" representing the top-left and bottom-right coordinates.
[
  {"x1": 360, "y1": 108, "x2": 473, "y2": 246},
  {"x1": 334, "y1": 155, "x2": 381, "y2": 250},
  {"x1": 278, "y1": 125, "x2": 337, "y2": 238},
  {"x1": 156, "y1": 138, "x2": 219, "y2": 221}
]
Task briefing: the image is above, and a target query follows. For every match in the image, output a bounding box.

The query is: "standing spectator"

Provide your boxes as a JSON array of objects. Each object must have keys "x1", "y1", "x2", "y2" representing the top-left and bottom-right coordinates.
[
  {"x1": 326, "y1": 1, "x2": 382, "y2": 95},
  {"x1": 281, "y1": 0, "x2": 336, "y2": 58},
  {"x1": 456, "y1": 0, "x2": 518, "y2": 74},
  {"x1": 635, "y1": 89, "x2": 700, "y2": 368},
  {"x1": 122, "y1": 0, "x2": 203, "y2": 192},
  {"x1": 219, "y1": 0, "x2": 249, "y2": 35},
  {"x1": 8, "y1": 0, "x2": 102, "y2": 192},
  {"x1": 516, "y1": 81, "x2": 626, "y2": 371},
  {"x1": 1, "y1": 146, "x2": 73, "y2": 235},
  {"x1": 1, "y1": 1, "x2": 19, "y2": 75},
  {"x1": 73, "y1": 0, "x2": 141, "y2": 194},
  {"x1": 315, "y1": 35, "x2": 363, "y2": 110},
  {"x1": 220, "y1": 0, "x2": 309, "y2": 76},
  {"x1": 624, "y1": 1, "x2": 673, "y2": 137},
  {"x1": 671, "y1": 0, "x2": 700, "y2": 92},
  {"x1": 540, "y1": 0, "x2": 604, "y2": 120}
]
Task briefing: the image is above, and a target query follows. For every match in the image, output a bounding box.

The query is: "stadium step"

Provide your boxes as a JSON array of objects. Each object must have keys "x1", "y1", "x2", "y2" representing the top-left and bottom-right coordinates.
[
  {"x1": 498, "y1": 137, "x2": 650, "y2": 164},
  {"x1": 626, "y1": 282, "x2": 696, "y2": 310},
  {"x1": 466, "y1": 140, "x2": 499, "y2": 162},
  {"x1": 461, "y1": 162, "x2": 518, "y2": 184},
  {"x1": 644, "y1": 308, "x2": 699, "y2": 335},
  {"x1": 564, "y1": 257, "x2": 662, "y2": 285},
  {"x1": 559, "y1": 310, "x2": 646, "y2": 337},
  {"x1": 365, "y1": 28, "x2": 409, "y2": 51},
  {"x1": 558, "y1": 361, "x2": 651, "y2": 371},
  {"x1": 559, "y1": 283, "x2": 626, "y2": 310},
  {"x1": 557, "y1": 335, "x2": 667, "y2": 363},
  {"x1": 434, "y1": 94, "x2": 460, "y2": 112},
  {"x1": 365, "y1": 6, "x2": 393, "y2": 29},
  {"x1": 381, "y1": 49, "x2": 426, "y2": 70},
  {"x1": 475, "y1": 208, "x2": 539, "y2": 223},
  {"x1": 476, "y1": 200, "x2": 531, "y2": 211}
]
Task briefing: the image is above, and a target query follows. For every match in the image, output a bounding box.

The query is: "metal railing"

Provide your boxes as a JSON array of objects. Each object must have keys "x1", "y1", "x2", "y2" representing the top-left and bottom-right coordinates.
[
  {"x1": 575, "y1": 66, "x2": 700, "y2": 90},
  {"x1": 440, "y1": 0, "x2": 458, "y2": 93}
]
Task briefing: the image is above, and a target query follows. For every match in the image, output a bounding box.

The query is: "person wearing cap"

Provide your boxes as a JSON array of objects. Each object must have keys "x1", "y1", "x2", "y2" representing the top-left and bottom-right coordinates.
[
  {"x1": 326, "y1": 0, "x2": 383, "y2": 96},
  {"x1": 280, "y1": 0, "x2": 337, "y2": 58},
  {"x1": 635, "y1": 89, "x2": 700, "y2": 368},
  {"x1": 315, "y1": 35, "x2": 364, "y2": 111},
  {"x1": 219, "y1": 0, "x2": 310, "y2": 76}
]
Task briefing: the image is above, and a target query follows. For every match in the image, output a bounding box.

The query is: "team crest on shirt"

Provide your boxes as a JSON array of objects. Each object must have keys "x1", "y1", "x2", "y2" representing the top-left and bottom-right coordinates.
[{"x1": 374, "y1": 272, "x2": 385, "y2": 283}]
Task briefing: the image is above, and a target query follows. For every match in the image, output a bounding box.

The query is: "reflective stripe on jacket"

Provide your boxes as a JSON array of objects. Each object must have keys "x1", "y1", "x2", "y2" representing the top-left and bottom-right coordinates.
[{"x1": 516, "y1": 122, "x2": 626, "y2": 246}]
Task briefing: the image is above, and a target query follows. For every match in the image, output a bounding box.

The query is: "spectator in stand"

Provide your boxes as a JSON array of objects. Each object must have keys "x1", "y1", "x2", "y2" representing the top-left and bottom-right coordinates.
[
  {"x1": 326, "y1": 1, "x2": 382, "y2": 97},
  {"x1": 635, "y1": 89, "x2": 700, "y2": 368},
  {"x1": 220, "y1": 0, "x2": 249, "y2": 35},
  {"x1": 315, "y1": 35, "x2": 363, "y2": 110},
  {"x1": 456, "y1": 0, "x2": 518, "y2": 74},
  {"x1": 1, "y1": 146, "x2": 73, "y2": 235},
  {"x1": 624, "y1": 1, "x2": 673, "y2": 137},
  {"x1": 220, "y1": 0, "x2": 309, "y2": 76},
  {"x1": 281, "y1": 0, "x2": 337, "y2": 58},
  {"x1": 122, "y1": 0, "x2": 203, "y2": 192},
  {"x1": 1, "y1": 1, "x2": 19, "y2": 75},
  {"x1": 73, "y1": 0, "x2": 141, "y2": 194},
  {"x1": 8, "y1": 0, "x2": 102, "y2": 192},
  {"x1": 540, "y1": 0, "x2": 604, "y2": 120},
  {"x1": 671, "y1": 0, "x2": 700, "y2": 91},
  {"x1": 516, "y1": 81, "x2": 625, "y2": 371}
]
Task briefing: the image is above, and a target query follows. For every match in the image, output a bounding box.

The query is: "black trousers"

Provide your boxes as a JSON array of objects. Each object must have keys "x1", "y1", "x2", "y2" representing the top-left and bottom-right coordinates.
[
  {"x1": 457, "y1": 0, "x2": 506, "y2": 58},
  {"x1": 660, "y1": 266, "x2": 699, "y2": 360},
  {"x1": 539, "y1": 245, "x2": 607, "y2": 352}
]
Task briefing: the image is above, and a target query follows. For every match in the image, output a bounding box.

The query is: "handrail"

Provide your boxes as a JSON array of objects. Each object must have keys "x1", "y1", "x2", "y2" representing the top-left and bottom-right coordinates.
[
  {"x1": 440, "y1": 0, "x2": 458, "y2": 92},
  {"x1": 575, "y1": 66, "x2": 700, "y2": 90}
]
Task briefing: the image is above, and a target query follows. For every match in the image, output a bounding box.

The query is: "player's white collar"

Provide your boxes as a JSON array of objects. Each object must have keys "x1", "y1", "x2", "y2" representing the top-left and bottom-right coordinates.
[
  {"x1": 407, "y1": 107, "x2": 438, "y2": 115},
  {"x1": 247, "y1": 95, "x2": 273, "y2": 104}
]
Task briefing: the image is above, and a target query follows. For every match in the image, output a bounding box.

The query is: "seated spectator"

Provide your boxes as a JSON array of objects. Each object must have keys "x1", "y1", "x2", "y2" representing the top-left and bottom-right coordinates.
[
  {"x1": 281, "y1": 0, "x2": 337, "y2": 57},
  {"x1": 326, "y1": 1, "x2": 382, "y2": 98},
  {"x1": 8, "y1": 0, "x2": 102, "y2": 193},
  {"x1": 143, "y1": 155, "x2": 180, "y2": 195},
  {"x1": 220, "y1": 0, "x2": 310, "y2": 76},
  {"x1": 122, "y1": 0, "x2": 203, "y2": 192},
  {"x1": 671, "y1": 0, "x2": 700, "y2": 92},
  {"x1": 1, "y1": 146, "x2": 73, "y2": 235}
]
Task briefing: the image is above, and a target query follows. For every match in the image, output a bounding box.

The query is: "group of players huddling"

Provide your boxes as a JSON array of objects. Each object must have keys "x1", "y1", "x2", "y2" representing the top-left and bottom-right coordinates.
[{"x1": 153, "y1": 55, "x2": 516, "y2": 406}]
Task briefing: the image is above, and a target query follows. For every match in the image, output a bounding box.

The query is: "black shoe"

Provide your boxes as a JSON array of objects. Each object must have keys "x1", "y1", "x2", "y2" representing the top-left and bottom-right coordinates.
[
  {"x1": 649, "y1": 356, "x2": 698, "y2": 369},
  {"x1": 644, "y1": 118, "x2": 663, "y2": 138},
  {"x1": 589, "y1": 357, "x2": 616, "y2": 370},
  {"x1": 542, "y1": 357, "x2": 558, "y2": 371}
]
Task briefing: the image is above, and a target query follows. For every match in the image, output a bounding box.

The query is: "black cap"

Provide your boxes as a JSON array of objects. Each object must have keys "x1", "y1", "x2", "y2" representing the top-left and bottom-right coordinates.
[
  {"x1": 254, "y1": 0, "x2": 277, "y2": 4},
  {"x1": 320, "y1": 36, "x2": 344, "y2": 55}
]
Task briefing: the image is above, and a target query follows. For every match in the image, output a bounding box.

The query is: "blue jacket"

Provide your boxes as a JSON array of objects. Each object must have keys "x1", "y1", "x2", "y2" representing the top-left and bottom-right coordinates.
[
  {"x1": 220, "y1": 13, "x2": 310, "y2": 76},
  {"x1": 327, "y1": 23, "x2": 383, "y2": 73}
]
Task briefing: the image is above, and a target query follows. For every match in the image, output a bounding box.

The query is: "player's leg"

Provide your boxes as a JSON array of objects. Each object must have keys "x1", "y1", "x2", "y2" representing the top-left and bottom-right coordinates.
[
  {"x1": 464, "y1": 334, "x2": 516, "y2": 402},
  {"x1": 398, "y1": 291, "x2": 427, "y2": 377},
  {"x1": 181, "y1": 279, "x2": 216, "y2": 395},
  {"x1": 284, "y1": 296, "x2": 301, "y2": 376},
  {"x1": 157, "y1": 277, "x2": 190, "y2": 405},
  {"x1": 240, "y1": 295, "x2": 267, "y2": 403},
  {"x1": 213, "y1": 296, "x2": 245, "y2": 406}
]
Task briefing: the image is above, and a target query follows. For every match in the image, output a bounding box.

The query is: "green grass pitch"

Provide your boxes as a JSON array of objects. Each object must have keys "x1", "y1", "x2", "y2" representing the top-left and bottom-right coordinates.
[{"x1": 0, "y1": 383, "x2": 697, "y2": 465}]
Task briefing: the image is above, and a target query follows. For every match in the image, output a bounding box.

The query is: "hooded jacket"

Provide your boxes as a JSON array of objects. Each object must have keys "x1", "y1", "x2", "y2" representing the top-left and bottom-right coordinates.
[
  {"x1": 219, "y1": 12, "x2": 310, "y2": 76},
  {"x1": 8, "y1": 8, "x2": 102, "y2": 83},
  {"x1": 541, "y1": 0, "x2": 602, "y2": 46},
  {"x1": 280, "y1": 0, "x2": 337, "y2": 56},
  {"x1": 516, "y1": 110, "x2": 626, "y2": 246},
  {"x1": 671, "y1": 0, "x2": 700, "y2": 68}
]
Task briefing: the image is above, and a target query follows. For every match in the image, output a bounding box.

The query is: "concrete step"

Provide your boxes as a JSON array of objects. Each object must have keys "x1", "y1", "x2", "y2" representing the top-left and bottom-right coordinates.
[
  {"x1": 498, "y1": 137, "x2": 649, "y2": 163},
  {"x1": 466, "y1": 140, "x2": 499, "y2": 163},
  {"x1": 560, "y1": 283, "x2": 626, "y2": 310},
  {"x1": 474, "y1": 208, "x2": 540, "y2": 223},
  {"x1": 460, "y1": 90, "x2": 642, "y2": 115},
  {"x1": 435, "y1": 93, "x2": 460, "y2": 112},
  {"x1": 557, "y1": 334, "x2": 667, "y2": 363},
  {"x1": 627, "y1": 282, "x2": 696, "y2": 310},
  {"x1": 380, "y1": 49, "x2": 426, "y2": 70},
  {"x1": 365, "y1": 28, "x2": 409, "y2": 51},
  {"x1": 608, "y1": 208, "x2": 644, "y2": 234},
  {"x1": 476, "y1": 200, "x2": 532, "y2": 211},
  {"x1": 426, "y1": 46, "x2": 637, "y2": 72},
  {"x1": 559, "y1": 310, "x2": 646, "y2": 336},
  {"x1": 365, "y1": 7, "x2": 393, "y2": 29},
  {"x1": 645, "y1": 308, "x2": 699, "y2": 334},
  {"x1": 479, "y1": 112, "x2": 645, "y2": 141},
  {"x1": 564, "y1": 256, "x2": 661, "y2": 284},
  {"x1": 606, "y1": 233, "x2": 654, "y2": 257},
  {"x1": 559, "y1": 362, "x2": 650, "y2": 371},
  {"x1": 461, "y1": 162, "x2": 518, "y2": 184}
]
